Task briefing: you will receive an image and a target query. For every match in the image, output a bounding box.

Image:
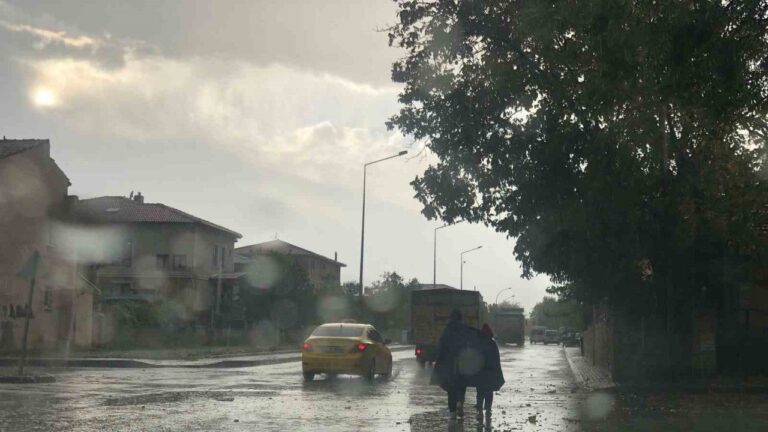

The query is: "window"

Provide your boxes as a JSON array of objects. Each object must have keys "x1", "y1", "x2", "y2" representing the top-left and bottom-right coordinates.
[
  {"x1": 311, "y1": 325, "x2": 365, "y2": 337},
  {"x1": 156, "y1": 254, "x2": 170, "y2": 269},
  {"x1": 172, "y1": 254, "x2": 187, "y2": 270},
  {"x1": 367, "y1": 329, "x2": 383, "y2": 343},
  {"x1": 212, "y1": 245, "x2": 218, "y2": 266},
  {"x1": 121, "y1": 240, "x2": 133, "y2": 267},
  {"x1": 107, "y1": 283, "x2": 136, "y2": 298},
  {"x1": 107, "y1": 239, "x2": 132, "y2": 267},
  {"x1": 43, "y1": 286, "x2": 53, "y2": 311},
  {"x1": 220, "y1": 246, "x2": 225, "y2": 267}
]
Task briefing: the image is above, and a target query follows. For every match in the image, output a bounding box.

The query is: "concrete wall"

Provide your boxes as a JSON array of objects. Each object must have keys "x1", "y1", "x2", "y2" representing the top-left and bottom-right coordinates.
[
  {"x1": 584, "y1": 300, "x2": 700, "y2": 382},
  {"x1": 583, "y1": 302, "x2": 614, "y2": 377},
  {"x1": 302, "y1": 257, "x2": 342, "y2": 290},
  {"x1": 92, "y1": 222, "x2": 237, "y2": 320},
  {"x1": 0, "y1": 142, "x2": 91, "y2": 350}
]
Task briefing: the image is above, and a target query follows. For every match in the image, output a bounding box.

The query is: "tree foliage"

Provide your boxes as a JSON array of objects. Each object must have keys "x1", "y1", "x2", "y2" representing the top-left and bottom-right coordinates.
[
  {"x1": 237, "y1": 252, "x2": 316, "y2": 331},
  {"x1": 389, "y1": 0, "x2": 768, "y2": 314},
  {"x1": 363, "y1": 272, "x2": 421, "y2": 333},
  {"x1": 530, "y1": 296, "x2": 585, "y2": 330}
]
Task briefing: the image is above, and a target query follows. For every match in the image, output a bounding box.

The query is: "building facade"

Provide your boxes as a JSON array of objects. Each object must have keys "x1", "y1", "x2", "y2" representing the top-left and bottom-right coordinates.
[
  {"x1": 0, "y1": 139, "x2": 93, "y2": 350},
  {"x1": 75, "y1": 194, "x2": 241, "y2": 339},
  {"x1": 234, "y1": 239, "x2": 345, "y2": 291}
]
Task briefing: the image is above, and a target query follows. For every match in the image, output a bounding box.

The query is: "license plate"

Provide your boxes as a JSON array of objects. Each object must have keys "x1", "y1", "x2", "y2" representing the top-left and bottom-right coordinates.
[{"x1": 321, "y1": 346, "x2": 344, "y2": 353}]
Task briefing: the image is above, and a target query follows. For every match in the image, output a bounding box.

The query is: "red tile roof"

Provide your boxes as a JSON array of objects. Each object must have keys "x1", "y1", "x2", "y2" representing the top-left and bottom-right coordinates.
[
  {"x1": 75, "y1": 196, "x2": 241, "y2": 238},
  {"x1": 235, "y1": 239, "x2": 345, "y2": 267},
  {"x1": 0, "y1": 138, "x2": 46, "y2": 159}
]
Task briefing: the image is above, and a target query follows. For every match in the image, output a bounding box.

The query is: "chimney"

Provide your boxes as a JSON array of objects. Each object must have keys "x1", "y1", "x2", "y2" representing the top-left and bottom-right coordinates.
[
  {"x1": 334, "y1": 252, "x2": 338, "y2": 261},
  {"x1": 133, "y1": 192, "x2": 144, "y2": 204}
]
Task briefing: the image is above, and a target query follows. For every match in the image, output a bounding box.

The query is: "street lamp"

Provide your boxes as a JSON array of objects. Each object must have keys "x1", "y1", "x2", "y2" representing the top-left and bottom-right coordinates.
[
  {"x1": 459, "y1": 245, "x2": 482, "y2": 290},
  {"x1": 494, "y1": 286, "x2": 514, "y2": 305},
  {"x1": 433, "y1": 221, "x2": 462, "y2": 288},
  {"x1": 359, "y1": 150, "x2": 408, "y2": 300},
  {"x1": 500, "y1": 293, "x2": 517, "y2": 305}
]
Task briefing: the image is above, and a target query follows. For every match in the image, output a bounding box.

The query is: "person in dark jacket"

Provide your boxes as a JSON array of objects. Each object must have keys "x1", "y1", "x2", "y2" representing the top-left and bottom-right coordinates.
[
  {"x1": 474, "y1": 323, "x2": 504, "y2": 417},
  {"x1": 431, "y1": 309, "x2": 474, "y2": 419}
]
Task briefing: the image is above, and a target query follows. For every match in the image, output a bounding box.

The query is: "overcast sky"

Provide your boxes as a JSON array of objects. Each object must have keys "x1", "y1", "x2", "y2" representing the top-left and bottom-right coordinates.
[{"x1": 0, "y1": 0, "x2": 552, "y2": 313}]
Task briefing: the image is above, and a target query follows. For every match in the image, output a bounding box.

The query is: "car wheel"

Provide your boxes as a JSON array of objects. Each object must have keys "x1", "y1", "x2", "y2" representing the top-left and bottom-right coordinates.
[
  {"x1": 382, "y1": 361, "x2": 393, "y2": 380},
  {"x1": 303, "y1": 372, "x2": 315, "y2": 382},
  {"x1": 364, "y1": 360, "x2": 375, "y2": 382}
]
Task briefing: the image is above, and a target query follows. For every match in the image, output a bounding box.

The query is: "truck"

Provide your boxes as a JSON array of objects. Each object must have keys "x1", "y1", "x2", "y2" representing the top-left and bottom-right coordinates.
[
  {"x1": 491, "y1": 307, "x2": 526, "y2": 346},
  {"x1": 411, "y1": 288, "x2": 481, "y2": 367}
]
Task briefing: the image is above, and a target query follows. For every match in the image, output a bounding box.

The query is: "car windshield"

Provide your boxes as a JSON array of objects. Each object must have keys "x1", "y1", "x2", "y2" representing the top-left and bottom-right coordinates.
[
  {"x1": 3, "y1": 1, "x2": 767, "y2": 431},
  {"x1": 311, "y1": 326, "x2": 365, "y2": 338}
]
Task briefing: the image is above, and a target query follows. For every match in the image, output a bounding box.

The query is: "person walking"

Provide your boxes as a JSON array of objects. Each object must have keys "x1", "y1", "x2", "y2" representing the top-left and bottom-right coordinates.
[
  {"x1": 474, "y1": 323, "x2": 504, "y2": 418},
  {"x1": 431, "y1": 309, "x2": 473, "y2": 420}
]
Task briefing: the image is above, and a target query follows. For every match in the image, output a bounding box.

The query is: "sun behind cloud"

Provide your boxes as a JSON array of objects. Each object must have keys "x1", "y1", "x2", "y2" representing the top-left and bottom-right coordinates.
[{"x1": 32, "y1": 87, "x2": 58, "y2": 107}]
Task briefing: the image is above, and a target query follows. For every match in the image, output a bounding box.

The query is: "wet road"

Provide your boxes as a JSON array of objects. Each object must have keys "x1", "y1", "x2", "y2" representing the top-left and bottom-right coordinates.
[{"x1": 0, "y1": 344, "x2": 584, "y2": 431}]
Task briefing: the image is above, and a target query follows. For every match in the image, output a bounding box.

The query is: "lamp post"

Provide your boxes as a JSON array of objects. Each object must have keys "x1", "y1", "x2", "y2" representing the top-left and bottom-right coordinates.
[
  {"x1": 433, "y1": 221, "x2": 462, "y2": 288},
  {"x1": 459, "y1": 246, "x2": 482, "y2": 290},
  {"x1": 500, "y1": 293, "x2": 517, "y2": 305},
  {"x1": 494, "y1": 287, "x2": 514, "y2": 305},
  {"x1": 359, "y1": 150, "x2": 407, "y2": 302}
]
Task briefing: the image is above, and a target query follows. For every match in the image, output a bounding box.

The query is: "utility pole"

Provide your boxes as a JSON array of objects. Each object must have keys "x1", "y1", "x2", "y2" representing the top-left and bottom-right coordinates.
[
  {"x1": 433, "y1": 221, "x2": 461, "y2": 288},
  {"x1": 17, "y1": 251, "x2": 41, "y2": 377},
  {"x1": 358, "y1": 150, "x2": 407, "y2": 311},
  {"x1": 459, "y1": 246, "x2": 482, "y2": 290}
]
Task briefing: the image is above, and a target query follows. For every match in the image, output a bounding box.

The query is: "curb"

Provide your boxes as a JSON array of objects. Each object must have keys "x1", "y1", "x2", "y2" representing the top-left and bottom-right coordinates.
[
  {"x1": 0, "y1": 375, "x2": 56, "y2": 384},
  {"x1": 562, "y1": 346, "x2": 614, "y2": 391},
  {"x1": 0, "y1": 345, "x2": 415, "y2": 370},
  {"x1": 561, "y1": 346, "x2": 768, "y2": 394}
]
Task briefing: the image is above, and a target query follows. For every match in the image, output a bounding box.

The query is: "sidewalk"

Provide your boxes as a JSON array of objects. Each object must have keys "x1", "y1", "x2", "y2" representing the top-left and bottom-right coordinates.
[
  {"x1": 563, "y1": 345, "x2": 614, "y2": 390},
  {"x1": 563, "y1": 345, "x2": 768, "y2": 394},
  {"x1": 0, "y1": 344, "x2": 414, "y2": 369}
]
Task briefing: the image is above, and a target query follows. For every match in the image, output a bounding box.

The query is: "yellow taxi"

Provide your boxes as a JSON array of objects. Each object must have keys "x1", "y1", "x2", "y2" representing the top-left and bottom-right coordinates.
[{"x1": 301, "y1": 323, "x2": 393, "y2": 381}]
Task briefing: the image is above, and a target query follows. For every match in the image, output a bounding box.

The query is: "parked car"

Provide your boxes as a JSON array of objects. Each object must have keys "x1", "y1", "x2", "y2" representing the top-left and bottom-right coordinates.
[
  {"x1": 560, "y1": 331, "x2": 580, "y2": 347},
  {"x1": 302, "y1": 323, "x2": 392, "y2": 381},
  {"x1": 543, "y1": 330, "x2": 560, "y2": 345}
]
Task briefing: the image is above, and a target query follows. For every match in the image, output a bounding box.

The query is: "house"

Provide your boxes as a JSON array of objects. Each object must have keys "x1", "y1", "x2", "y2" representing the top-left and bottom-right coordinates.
[
  {"x1": 74, "y1": 194, "x2": 242, "y2": 335},
  {"x1": 0, "y1": 138, "x2": 93, "y2": 350},
  {"x1": 234, "y1": 239, "x2": 346, "y2": 291}
]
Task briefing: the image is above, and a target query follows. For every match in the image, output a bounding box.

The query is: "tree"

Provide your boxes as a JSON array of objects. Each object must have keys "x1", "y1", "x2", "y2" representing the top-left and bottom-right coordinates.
[
  {"x1": 388, "y1": 0, "x2": 768, "y2": 319},
  {"x1": 239, "y1": 252, "x2": 316, "y2": 334},
  {"x1": 530, "y1": 297, "x2": 585, "y2": 330},
  {"x1": 363, "y1": 272, "x2": 420, "y2": 334}
]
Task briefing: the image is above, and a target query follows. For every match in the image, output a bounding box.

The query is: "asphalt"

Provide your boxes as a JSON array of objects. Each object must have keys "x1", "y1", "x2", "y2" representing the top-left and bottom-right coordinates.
[
  {"x1": 0, "y1": 343, "x2": 583, "y2": 431},
  {"x1": 0, "y1": 344, "x2": 415, "y2": 369}
]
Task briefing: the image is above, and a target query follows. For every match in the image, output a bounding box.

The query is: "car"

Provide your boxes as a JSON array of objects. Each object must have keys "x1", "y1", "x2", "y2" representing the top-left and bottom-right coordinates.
[
  {"x1": 301, "y1": 323, "x2": 392, "y2": 382},
  {"x1": 529, "y1": 326, "x2": 546, "y2": 344},
  {"x1": 543, "y1": 330, "x2": 560, "y2": 345},
  {"x1": 560, "y1": 331, "x2": 580, "y2": 347}
]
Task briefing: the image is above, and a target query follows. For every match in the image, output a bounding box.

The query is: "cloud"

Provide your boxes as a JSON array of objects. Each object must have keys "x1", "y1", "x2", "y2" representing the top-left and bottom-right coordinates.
[
  {"x1": 2, "y1": 0, "x2": 401, "y2": 86},
  {"x1": 25, "y1": 53, "x2": 407, "y2": 183},
  {"x1": 0, "y1": 1, "x2": 151, "y2": 69},
  {"x1": 0, "y1": 20, "x2": 99, "y2": 49},
  {"x1": 1, "y1": 0, "x2": 411, "y2": 188}
]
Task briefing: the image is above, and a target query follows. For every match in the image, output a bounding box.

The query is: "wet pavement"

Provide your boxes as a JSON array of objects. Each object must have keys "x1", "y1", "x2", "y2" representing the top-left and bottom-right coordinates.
[
  {"x1": 7, "y1": 344, "x2": 763, "y2": 431},
  {"x1": 0, "y1": 343, "x2": 582, "y2": 431}
]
